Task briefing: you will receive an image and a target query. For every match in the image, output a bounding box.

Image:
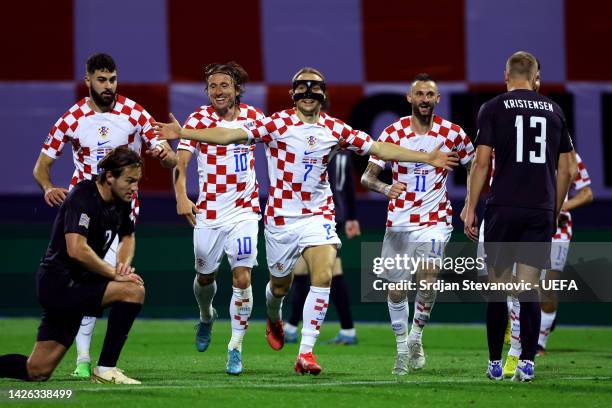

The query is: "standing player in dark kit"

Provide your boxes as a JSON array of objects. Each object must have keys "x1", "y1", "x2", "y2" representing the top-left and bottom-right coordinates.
[
  {"x1": 0, "y1": 147, "x2": 145, "y2": 384},
  {"x1": 464, "y1": 51, "x2": 575, "y2": 382}
]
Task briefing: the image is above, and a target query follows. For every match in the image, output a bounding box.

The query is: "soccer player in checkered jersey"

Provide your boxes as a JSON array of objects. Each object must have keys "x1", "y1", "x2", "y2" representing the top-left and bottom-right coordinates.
[
  {"x1": 172, "y1": 62, "x2": 263, "y2": 375},
  {"x1": 361, "y1": 73, "x2": 474, "y2": 375},
  {"x1": 154, "y1": 67, "x2": 459, "y2": 375},
  {"x1": 539, "y1": 154, "x2": 591, "y2": 353},
  {"x1": 503, "y1": 154, "x2": 592, "y2": 363},
  {"x1": 464, "y1": 51, "x2": 575, "y2": 382},
  {"x1": 32, "y1": 53, "x2": 177, "y2": 379}
]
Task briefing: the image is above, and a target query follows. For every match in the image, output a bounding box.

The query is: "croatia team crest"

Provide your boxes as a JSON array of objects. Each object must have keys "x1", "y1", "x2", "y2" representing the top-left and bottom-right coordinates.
[
  {"x1": 98, "y1": 126, "x2": 110, "y2": 138},
  {"x1": 306, "y1": 135, "x2": 317, "y2": 149}
]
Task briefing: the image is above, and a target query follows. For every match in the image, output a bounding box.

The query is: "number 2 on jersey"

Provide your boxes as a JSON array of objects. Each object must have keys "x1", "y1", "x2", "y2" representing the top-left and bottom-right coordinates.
[{"x1": 515, "y1": 115, "x2": 547, "y2": 164}]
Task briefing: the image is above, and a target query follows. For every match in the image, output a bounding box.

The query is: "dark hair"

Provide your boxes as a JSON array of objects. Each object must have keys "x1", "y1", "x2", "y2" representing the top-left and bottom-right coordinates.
[
  {"x1": 204, "y1": 61, "x2": 249, "y2": 103},
  {"x1": 86, "y1": 53, "x2": 117, "y2": 75},
  {"x1": 506, "y1": 51, "x2": 538, "y2": 81},
  {"x1": 412, "y1": 73, "x2": 435, "y2": 84},
  {"x1": 97, "y1": 146, "x2": 143, "y2": 182}
]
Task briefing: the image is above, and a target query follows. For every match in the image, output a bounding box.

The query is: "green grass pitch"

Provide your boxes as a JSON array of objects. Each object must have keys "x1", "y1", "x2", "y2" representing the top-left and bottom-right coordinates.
[{"x1": 0, "y1": 319, "x2": 610, "y2": 407}]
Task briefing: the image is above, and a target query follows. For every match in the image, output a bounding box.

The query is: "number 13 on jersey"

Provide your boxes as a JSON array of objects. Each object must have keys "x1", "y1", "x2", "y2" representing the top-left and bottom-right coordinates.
[{"x1": 515, "y1": 115, "x2": 547, "y2": 164}]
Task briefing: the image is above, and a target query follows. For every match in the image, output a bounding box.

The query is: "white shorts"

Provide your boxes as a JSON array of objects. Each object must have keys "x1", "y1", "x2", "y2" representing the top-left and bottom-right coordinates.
[
  {"x1": 379, "y1": 225, "x2": 452, "y2": 283},
  {"x1": 477, "y1": 221, "x2": 487, "y2": 277},
  {"x1": 265, "y1": 216, "x2": 341, "y2": 278},
  {"x1": 193, "y1": 219, "x2": 259, "y2": 275},
  {"x1": 103, "y1": 235, "x2": 119, "y2": 266},
  {"x1": 549, "y1": 239, "x2": 570, "y2": 272}
]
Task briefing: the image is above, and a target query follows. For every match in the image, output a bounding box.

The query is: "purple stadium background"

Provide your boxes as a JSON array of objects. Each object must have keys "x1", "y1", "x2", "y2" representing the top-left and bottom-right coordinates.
[{"x1": 1, "y1": 0, "x2": 611, "y2": 228}]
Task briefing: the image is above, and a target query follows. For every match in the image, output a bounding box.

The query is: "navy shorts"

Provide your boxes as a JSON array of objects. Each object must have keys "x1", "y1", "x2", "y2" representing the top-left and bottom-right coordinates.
[
  {"x1": 36, "y1": 268, "x2": 109, "y2": 348},
  {"x1": 484, "y1": 205, "x2": 555, "y2": 270}
]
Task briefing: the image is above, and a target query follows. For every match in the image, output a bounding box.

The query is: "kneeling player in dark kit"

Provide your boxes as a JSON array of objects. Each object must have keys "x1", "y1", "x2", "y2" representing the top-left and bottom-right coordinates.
[{"x1": 0, "y1": 147, "x2": 146, "y2": 384}]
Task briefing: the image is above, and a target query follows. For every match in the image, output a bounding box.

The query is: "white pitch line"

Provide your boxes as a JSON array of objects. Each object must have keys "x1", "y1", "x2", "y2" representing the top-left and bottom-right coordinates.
[{"x1": 73, "y1": 376, "x2": 612, "y2": 392}]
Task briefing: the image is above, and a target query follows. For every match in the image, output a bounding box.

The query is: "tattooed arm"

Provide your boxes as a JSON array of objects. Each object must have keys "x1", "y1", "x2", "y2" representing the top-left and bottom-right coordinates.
[{"x1": 360, "y1": 162, "x2": 406, "y2": 199}]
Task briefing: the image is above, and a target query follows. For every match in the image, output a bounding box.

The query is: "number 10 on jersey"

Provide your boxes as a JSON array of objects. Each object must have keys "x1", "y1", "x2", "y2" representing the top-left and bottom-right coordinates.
[{"x1": 234, "y1": 152, "x2": 248, "y2": 172}]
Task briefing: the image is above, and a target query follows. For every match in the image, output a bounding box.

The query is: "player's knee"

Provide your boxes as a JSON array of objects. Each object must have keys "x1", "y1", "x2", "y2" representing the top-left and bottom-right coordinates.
[
  {"x1": 197, "y1": 272, "x2": 216, "y2": 286},
  {"x1": 232, "y1": 268, "x2": 251, "y2": 289},
  {"x1": 233, "y1": 275, "x2": 251, "y2": 289},
  {"x1": 311, "y1": 275, "x2": 331, "y2": 288},
  {"x1": 27, "y1": 360, "x2": 53, "y2": 381},
  {"x1": 270, "y1": 281, "x2": 290, "y2": 297},
  {"x1": 388, "y1": 289, "x2": 407, "y2": 303},
  {"x1": 122, "y1": 282, "x2": 145, "y2": 304},
  {"x1": 418, "y1": 289, "x2": 437, "y2": 303},
  {"x1": 487, "y1": 290, "x2": 508, "y2": 303},
  {"x1": 540, "y1": 301, "x2": 556, "y2": 313}
]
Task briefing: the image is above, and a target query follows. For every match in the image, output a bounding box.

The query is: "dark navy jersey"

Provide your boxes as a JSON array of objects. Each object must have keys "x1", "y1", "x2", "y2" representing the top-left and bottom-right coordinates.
[
  {"x1": 39, "y1": 180, "x2": 134, "y2": 281},
  {"x1": 475, "y1": 89, "x2": 574, "y2": 211},
  {"x1": 329, "y1": 150, "x2": 356, "y2": 223}
]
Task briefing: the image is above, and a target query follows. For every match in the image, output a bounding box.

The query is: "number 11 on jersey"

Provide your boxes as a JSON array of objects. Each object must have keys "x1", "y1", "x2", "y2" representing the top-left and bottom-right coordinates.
[{"x1": 414, "y1": 175, "x2": 426, "y2": 192}]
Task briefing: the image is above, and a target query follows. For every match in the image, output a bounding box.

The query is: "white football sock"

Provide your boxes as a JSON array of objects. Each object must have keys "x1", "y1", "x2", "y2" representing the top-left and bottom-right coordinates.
[
  {"x1": 228, "y1": 286, "x2": 253, "y2": 352},
  {"x1": 388, "y1": 297, "x2": 409, "y2": 354},
  {"x1": 299, "y1": 286, "x2": 330, "y2": 354},
  {"x1": 193, "y1": 276, "x2": 216, "y2": 323},
  {"x1": 75, "y1": 316, "x2": 96, "y2": 364},
  {"x1": 409, "y1": 290, "x2": 436, "y2": 342},
  {"x1": 284, "y1": 323, "x2": 298, "y2": 334},
  {"x1": 508, "y1": 296, "x2": 522, "y2": 357},
  {"x1": 539, "y1": 310, "x2": 557, "y2": 348},
  {"x1": 265, "y1": 282, "x2": 284, "y2": 323}
]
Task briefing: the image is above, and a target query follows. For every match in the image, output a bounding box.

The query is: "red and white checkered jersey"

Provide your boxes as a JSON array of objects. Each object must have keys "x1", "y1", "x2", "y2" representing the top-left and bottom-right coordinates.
[
  {"x1": 242, "y1": 109, "x2": 374, "y2": 227},
  {"x1": 42, "y1": 95, "x2": 162, "y2": 187},
  {"x1": 41, "y1": 95, "x2": 163, "y2": 221},
  {"x1": 369, "y1": 115, "x2": 474, "y2": 230},
  {"x1": 177, "y1": 103, "x2": 264, "y2": 227},
  {"x1": 554, "y1": 153, "x2": 591, "y2": 241}
]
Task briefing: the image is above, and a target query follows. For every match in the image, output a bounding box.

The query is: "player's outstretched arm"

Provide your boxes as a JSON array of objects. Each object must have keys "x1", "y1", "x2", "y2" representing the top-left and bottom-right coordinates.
[
  {"x1": 153, "y1": 113, "x2": 248, "y2": 145},
  {"x1": 33, "y1": 153, "x2": 68, "y2": 207},
  {"x1": 173, "y1": 150, "x2": 199, "y2": 227},
  {"x1": 368, "y1": 142, "x2": 459, "y2": 170},
  {"x1": 360, "y1": 162, "x2": 406, "y2": 198},
  {"x1": 464, "y1": 146, "x2": 492, "y2": 241}
]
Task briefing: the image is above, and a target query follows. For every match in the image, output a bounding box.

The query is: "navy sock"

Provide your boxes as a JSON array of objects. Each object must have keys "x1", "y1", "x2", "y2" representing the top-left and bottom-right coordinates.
[
  {"x1": 331, "y1": 275, "x2": 354, "y2": 330},
  {"x1": 0, "y1": 354, "x2": 30, "y2": 381},
  {"x1": 98, "y1": 302, "x2": 142, "y2": 367},
  {"x1": 518, "y1": 289, "x2": 541, "y2": 361},
  {"x1": 288, "y1": 275, "x2": 310, "y2": 326},
  {"x1": 486, "y1": 291, "x2": 508, "y2": 361}
]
